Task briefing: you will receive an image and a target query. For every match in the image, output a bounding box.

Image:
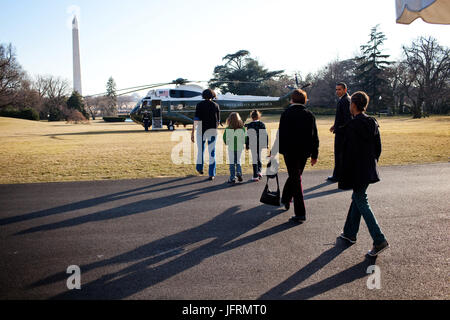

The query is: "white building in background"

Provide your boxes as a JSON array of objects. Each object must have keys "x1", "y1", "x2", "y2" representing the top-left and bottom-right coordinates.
[{"x1": 72, "y1": 16, "x2": 82, "y2": 95}]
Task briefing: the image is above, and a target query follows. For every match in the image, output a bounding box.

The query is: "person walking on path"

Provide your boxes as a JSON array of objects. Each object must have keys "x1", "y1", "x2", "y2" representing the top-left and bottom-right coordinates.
[
  {"x1": 223, "y1": 112, "x2": 246, "y2": 184},
  {"x1": 338, "y1": 91, "x2": 389, "y2": 257},
  {"x1": 191, "y1": 89, "x2": 220, "y2": 181},
  {"x1": 278, "y1": 89, "x2": 319, "y2": 224},
  {"x1": 245, "y1": 110, "x2": 268, "y2": 181},
  {"x1": 328, "y1": 82, "x2": 352, "y2": 182}
]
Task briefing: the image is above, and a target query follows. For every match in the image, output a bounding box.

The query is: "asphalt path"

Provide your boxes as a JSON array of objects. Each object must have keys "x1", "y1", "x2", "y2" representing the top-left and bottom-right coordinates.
[{"x1": 0, "y1": 163, "x2": 448, "y2": 300}]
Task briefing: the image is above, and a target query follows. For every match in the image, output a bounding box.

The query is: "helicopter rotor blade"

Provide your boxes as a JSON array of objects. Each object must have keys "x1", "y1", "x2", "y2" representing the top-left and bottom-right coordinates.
[
  {"x1": 115, "y1": 83, "x2": 176, "y2": 97},
  {"x1": 84, "y1": 82, "x2": 174, "y2": 98},
  {"x1": 84, "y1": 77, "x2": 292, "y2": 99}
]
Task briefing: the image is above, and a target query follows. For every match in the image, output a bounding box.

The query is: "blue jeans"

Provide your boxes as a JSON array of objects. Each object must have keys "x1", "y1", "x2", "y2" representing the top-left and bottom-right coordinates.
[
  {"x1": 228, "y1": 150, "x2": 242, "y2": 180},
  {"x1": 343, "y1": 185, "x2": 386, "y2": 245},
  {"x1": 196, "y1": 135, "x2": 216, "y2": 177}
]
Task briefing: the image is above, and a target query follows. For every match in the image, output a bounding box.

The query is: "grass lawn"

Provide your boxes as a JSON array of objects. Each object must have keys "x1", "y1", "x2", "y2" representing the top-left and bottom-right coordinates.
[{"x1": 0, "y1": 115, "x2": 449, "y2": 184}]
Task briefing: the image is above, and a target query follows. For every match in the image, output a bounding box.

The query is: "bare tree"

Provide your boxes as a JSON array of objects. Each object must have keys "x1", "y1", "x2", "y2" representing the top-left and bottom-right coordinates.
[
  {"x1": 308, "y1": 58, "x2": 359, "y2": 108},
  {"x1": 402, "y1": 36, "x2": 450, "y2": 117},
  {"x1": 0, "y1": 43, "x2": 25, "y2": 108},
  {"x1": 32, "y1": 75, "x2": 70, "y2": 120},
  {"x1": 84, "y1": 95, "x2": 118, "y2": 118},
  {"x1": 117, "y1": 95, "x2": 137, "y2": 111}
]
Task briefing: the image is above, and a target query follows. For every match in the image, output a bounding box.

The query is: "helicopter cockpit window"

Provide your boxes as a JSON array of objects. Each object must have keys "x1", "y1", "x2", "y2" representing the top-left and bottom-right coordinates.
[{"x1": 169, "y1": 90, "x2": 201, "y2": 98}]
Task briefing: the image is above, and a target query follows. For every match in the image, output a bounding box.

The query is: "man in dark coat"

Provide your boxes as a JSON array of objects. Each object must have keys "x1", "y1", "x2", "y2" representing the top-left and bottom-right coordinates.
[
  {"x1": 328, "y1": 82, "x2": 352, "y2": 182},
  {"x1": 142, "y1": 111, "x2": 150, "y2": 132},
  {"x1": 338, "y1": 91, "x2": 389, "y2": 257},
  {"x1": 278, "y1": 89, "x2": 319, "y2": 223},
  {"x1": 191, "y1": 89, "x2": 220, "y2": 180}
]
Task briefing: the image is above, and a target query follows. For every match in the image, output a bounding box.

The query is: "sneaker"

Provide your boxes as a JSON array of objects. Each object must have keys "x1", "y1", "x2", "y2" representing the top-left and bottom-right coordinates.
[
  {"x1": 237, "y1": 175, "x2": 243, "y2": 182},
  {"x1": 227, "y1": 179, "x2": 236, "y2": 184},
  {"x1": 197, "y1": 170, "x2": 204, "y2": 175},
  {"x1": 367, "y1": 241, "x2": 390, "y2": 257},
  {"x1": 257, "y1": 173, "x2": 263, "y2": 179},
  {"x1": 208, "y1": 176, "x2": 215, "y2": 181},
  {"x1": 251, "y1": 177, "x2": 260, "y2": 182},
  {"x1": 339, "y1": 233, "x2": 357, "y2": 244}
]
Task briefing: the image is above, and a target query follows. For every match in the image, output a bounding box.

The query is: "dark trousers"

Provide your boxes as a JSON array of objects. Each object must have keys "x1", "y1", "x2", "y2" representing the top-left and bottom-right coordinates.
[
  {"x1": 332, "y1": 133, "x2": 344, "y2": 178},
  {"x1": 281, "y1": 155, "x2": 307, "y2": 217},
  {"x1": 343, "y1": 185, "x2": 386, "y2": 245},
  {"x1": 251, "y1": 147, "x2": 262, "y2": 178}
]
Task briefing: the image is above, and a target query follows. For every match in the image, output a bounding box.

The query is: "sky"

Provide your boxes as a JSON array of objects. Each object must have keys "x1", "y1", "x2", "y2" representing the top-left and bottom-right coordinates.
[{"x1": 1, "y1": 0, "x2": 449, "y2": 96}]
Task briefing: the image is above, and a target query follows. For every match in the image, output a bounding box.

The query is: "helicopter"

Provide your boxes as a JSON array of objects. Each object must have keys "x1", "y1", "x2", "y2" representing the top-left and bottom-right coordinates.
[{"x1": 127, "y1": 78, "x2": 309, "y2": 131}]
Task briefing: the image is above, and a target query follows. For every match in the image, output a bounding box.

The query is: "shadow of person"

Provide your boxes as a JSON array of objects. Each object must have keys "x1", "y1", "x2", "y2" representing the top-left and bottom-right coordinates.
[
  {"x1": 30, "y1": 204, "x2": 295, "y2": 299},
  {"x1": 258, "y1": 238, "x2": 356, "y2": 299},
  {"x1": 303, "y1": 181, "x2": 334, "y2": 194},
  {"x1": 279, "y1": 258, "x2": 375, "y2": 299},
  {"x1": 1, "y1": 176, "x2": 198, "y2": 226},
  {"x1": 14, "y1": 178, "x2": 231, "y2": 235}
]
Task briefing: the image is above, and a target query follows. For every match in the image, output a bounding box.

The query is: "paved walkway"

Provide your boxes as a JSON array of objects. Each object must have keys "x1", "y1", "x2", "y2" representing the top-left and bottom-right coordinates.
[{"x1": 0, "y1": 163, "x2": 448, "y2": 299}]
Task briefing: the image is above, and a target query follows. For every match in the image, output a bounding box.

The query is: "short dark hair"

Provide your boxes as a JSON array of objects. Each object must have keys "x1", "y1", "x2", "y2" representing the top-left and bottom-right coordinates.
[
  {"x1": 336, "y1": 82, "x2": 347, "y2": 90},
  {"x1": 202, "y1": 88, "x2": 216, "y2": 100},
  {"x1": 351, "y1": 91, "x2": 369, "y2": 111},
  {"x1": 250, "y1": 110, "x2": 261, "y2": 120},
  {"x1": 291, "y1": 89, "x2": 307, "y2": 104}
]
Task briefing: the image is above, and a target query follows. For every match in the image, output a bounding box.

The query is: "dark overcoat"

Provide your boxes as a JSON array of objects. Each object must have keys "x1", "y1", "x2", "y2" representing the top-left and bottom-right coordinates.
[
  {"x1": 338, "y1": 113, "x2": 381, "y2": 190},
  {"x1": 278, "y1": 104, "x2": 319, "y2": 160}
]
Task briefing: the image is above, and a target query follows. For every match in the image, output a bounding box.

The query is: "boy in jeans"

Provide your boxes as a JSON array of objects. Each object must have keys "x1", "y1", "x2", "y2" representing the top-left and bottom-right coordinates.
[
  {"x1": 245, "y1": 110, "x2": 268, "y2": 181},
  {"x1": 338, "y1": 91, "x2": 389, "y2": 257}
]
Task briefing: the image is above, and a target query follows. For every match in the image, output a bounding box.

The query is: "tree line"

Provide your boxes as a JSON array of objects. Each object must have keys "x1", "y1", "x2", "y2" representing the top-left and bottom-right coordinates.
[
  {"x1": 209, "y1": 26, "x2": 449, "y2": 118},
  {"x1": 0, "y1": 44, "x2": 132, "y2": 122},
  {"x1": 1, "y1": 25, "x2": 448, "y2": 121}
]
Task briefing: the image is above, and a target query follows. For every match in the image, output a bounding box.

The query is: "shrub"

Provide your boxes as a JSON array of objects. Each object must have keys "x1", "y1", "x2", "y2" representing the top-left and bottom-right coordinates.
[
  {"x1": 0, "y1": 106, "x2": 39, "y2": 120},
  {"x1": 103, "y1": 116, "x2": 126, "y2": 122},
  {"x1": 65, "y1": 109, "x2": 88, "y2": 124}
]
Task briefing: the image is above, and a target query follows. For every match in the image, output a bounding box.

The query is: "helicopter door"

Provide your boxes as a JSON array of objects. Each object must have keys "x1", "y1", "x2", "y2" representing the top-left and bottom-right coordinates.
[{"x1": 151, "y1": 100, "x2": 163, "y2": 130}]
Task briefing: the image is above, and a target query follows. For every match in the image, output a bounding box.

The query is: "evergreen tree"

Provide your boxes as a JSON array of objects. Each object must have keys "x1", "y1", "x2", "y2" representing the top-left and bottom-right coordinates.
[
  {"x1": 356, "y1": 25, "x2": 392, "y2": 113},
  {"x1": 67, "y1": 91, "x2": 88, "y2": 119},
  {"x1": 105, "y1": 77, "x2": 117, "y2": 116},
  {"x1": 209, "y1": 50, "x2": 284, "y2": 95}
]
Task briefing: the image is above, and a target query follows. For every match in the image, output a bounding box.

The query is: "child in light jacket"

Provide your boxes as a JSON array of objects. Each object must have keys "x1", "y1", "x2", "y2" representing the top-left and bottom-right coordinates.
[{"x1": 223, "y1": 112, "x2": 246, "y2": 183}]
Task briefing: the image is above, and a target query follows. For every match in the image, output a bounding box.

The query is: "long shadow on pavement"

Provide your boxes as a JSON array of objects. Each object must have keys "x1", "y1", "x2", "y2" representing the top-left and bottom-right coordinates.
[
  {"x1": 1, "y1": 176, "x2": 204, "y2": 227},
  {"x1": 13, "y1": 178, "x2": 235, "y2": 235},
  {"x1": 258, "y1": 240, "x2": 373, "y2": 299},
  {"x1": 13, "y1": 178, "x2": 343, "y2": 235},
  {"x1": 279, "y1": 258, "x2": 374, "y2": 299},
  {"x1": 29, "y1": 205, "x2": 294, "y2": 299}
]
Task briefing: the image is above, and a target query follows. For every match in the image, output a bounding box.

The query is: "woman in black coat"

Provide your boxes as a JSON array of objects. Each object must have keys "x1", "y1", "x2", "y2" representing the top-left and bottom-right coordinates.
[{"x1": 337, "y1": 91, "x2": 389, "y2": 257}]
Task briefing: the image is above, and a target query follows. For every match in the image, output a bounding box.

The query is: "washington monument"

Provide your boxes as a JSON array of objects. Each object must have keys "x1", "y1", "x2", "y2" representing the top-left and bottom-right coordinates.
[{"x1": 72, "y1": 16, "x2": 82, "y2": 95}]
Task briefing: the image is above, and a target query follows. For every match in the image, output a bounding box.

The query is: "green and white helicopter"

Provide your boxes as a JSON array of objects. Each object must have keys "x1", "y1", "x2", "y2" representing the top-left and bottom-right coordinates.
[{"x1": 127, "y1": 78, "x2": 308, "y2": 131}]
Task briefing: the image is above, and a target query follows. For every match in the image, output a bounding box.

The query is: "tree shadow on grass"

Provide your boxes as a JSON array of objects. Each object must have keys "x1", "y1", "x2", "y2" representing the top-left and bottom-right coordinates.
[
  {"x1": 28, "y1": 205, "x2": 295, "y2": 299},
  {"x1": 46, "y1": 130, "x2": 157, "y2": 136}
]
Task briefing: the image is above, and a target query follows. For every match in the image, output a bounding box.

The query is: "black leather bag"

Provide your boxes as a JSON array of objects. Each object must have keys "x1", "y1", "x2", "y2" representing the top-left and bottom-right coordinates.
[{"x1": 260, "y1": 174, "x2": 280, "y2": 206}]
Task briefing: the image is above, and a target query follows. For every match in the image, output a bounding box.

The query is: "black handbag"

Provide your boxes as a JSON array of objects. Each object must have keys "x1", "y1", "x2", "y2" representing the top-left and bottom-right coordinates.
[{"x1": 260, "y1": 174, "x2": 281, "y2": 206}]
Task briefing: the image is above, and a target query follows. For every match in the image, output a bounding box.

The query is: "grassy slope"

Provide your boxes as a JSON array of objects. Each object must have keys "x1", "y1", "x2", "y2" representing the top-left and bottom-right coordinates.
[{"x1": 0, "y1": 115, "x2": 449, "y2": 184}]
